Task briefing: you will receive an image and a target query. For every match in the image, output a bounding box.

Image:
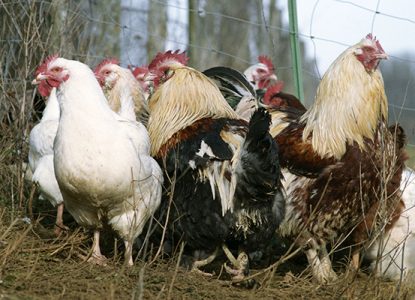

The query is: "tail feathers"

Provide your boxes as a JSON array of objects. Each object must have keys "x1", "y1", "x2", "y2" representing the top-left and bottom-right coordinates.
[
  {"x1": 244, "y1": 107, "x2": 272, "y2": 149},
  {"x1": 236, "y1": 107, "x2": 281, "y2": 202},
  {"x1": 203, "y1": 66, "x2": 257, "y2": 108}
]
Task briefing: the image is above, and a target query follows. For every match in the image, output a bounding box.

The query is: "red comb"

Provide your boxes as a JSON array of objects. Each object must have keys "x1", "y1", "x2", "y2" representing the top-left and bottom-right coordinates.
[
  {"x1": 148, "y1": 50, "x2": 189, "y2": 71},
  {"x1": 365, "y1": 33, "x2": 385, "y2": 54},
  {"x1": 365, "y1": 33, "x2": 374, "y2": 40},
  {"x1": 258, "y1": 55, "x2": 275, "y2": 71},
  {"x1": 94, "y1": 58, "x2": 120, "y2": 74},
  {"x1": 263, "y1": 81, "x2": 284, "y2": 104},
  {"x1": 132, "y1": 66, "x2": 149, "y2": 78},
  {"x1": 35, "y1": 54, "x2": 59, "y2": 75}
]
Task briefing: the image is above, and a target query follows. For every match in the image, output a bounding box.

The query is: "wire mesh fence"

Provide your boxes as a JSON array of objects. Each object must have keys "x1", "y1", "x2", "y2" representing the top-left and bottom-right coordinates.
[{"x1": 0, "y1": 0, "x2": 414, "y2": 160}]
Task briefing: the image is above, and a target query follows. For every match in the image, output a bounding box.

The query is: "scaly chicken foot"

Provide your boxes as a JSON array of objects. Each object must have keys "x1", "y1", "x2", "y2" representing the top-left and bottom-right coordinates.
[
  {"x1": 222, "y1": 244, "x2": 249, "y2": 281},
  {"x1": 54, "y1": 203, "x2": 69, "y2": 236},
  {"x1": 84, "y1": 230, "x2": 107, "y2": 266},
  {"x1": 191, "y1": 247, "x2": 219, "y2": 277},
  {"x1": 305, "y1": 239, "x2": 337, "y2": 284},
  {"x1": 124, "y1": 240, "x2": 134, "y2": 266}
]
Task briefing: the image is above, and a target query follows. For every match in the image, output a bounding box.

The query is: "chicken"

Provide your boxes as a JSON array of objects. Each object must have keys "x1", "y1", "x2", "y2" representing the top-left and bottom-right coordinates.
[
  {"x1": 131, "y1": 65, "x2": 150, "y2": 99},
  {"x1": 203, "y1": 55, "x2": 279, "y2": 110},
  {"x1": 267, "y1": 34, "x2": 407, "y2": 283},
  {"x1": 365, "y1": 166, "x2": 415, "y2": 280},
  {"x1": 263, "y1": 78, "x2": 414, "y2": 281},
  {"x1": 28, "y1": 84, "x2": 67, "y2": 236},
  {"x1": 94, "y1": 58, "x2": 149, "y2": 125},
  {"x1": 243, "y1": 55, "x2": 278, "y2": 91},
  {"x1": 32, "y1": 55, "x2": 163, "y2": 266},
  {"x1": 262, "y1": 81, "x2": 306, "y2": 111},
  {"x1": 202, "y1": 66, "x2": 258, "y2": 119},
  {"x1": 145, "y1": 51, "x2": 284, "y2": 281}
]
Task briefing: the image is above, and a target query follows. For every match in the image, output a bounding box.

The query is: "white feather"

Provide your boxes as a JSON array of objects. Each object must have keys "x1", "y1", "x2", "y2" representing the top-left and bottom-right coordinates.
[
  {"x1": 51, "y1": 58, "x2": 162, "y2": 246},
  {"x1": 28, "y1": 88, "x2": 63, "y2": 207},
  {"x1": 366, "y1": 167, "x2": 415, "y2": 280}
]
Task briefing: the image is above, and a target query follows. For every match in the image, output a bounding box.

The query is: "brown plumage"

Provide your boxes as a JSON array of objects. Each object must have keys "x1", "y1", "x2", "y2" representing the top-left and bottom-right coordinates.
[{"x1": 268, "y1": 34, "x2": 407, "y2": 283}]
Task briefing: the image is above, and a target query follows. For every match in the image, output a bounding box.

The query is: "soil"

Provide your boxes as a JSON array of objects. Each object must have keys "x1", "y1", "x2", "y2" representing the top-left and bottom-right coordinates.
[{"x1": 0, "y1": 207, "x2": 413, "y2": 300}]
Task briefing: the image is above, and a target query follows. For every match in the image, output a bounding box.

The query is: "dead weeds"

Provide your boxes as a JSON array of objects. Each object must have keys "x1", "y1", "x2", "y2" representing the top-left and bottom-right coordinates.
[{"x1": 0, "y1": 208, "x2": 413, "y2": 300}]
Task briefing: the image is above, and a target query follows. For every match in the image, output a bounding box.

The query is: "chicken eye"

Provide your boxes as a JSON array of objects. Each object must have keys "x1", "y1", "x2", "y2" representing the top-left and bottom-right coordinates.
[
  {"x1": 104, "y1": 70, "x2": 111, "y2": 75},
  {"x1": 51, "y1": 67, "x2": 61, "y2": 73}
]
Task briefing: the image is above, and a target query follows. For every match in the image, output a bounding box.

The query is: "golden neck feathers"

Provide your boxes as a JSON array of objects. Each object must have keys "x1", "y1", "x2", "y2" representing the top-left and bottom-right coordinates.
[
  {"x1": 147, "y1": 67, "x2": 239, "y2": 156},
  {"x1": 301, "y1": 46, "x2": 388, "y2": 159}
]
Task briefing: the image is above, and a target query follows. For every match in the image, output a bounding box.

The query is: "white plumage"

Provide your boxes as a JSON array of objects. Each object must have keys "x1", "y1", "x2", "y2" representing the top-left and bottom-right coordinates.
[
  {"x1": 28, "y1": 88, "x2": 66, "y2": 235},
  {"x1": 34, "y1": 57, "x2": 162, "y2": 265},
  {"x1": 366, "y1": 167, "x2": 415, "y2": 280}
]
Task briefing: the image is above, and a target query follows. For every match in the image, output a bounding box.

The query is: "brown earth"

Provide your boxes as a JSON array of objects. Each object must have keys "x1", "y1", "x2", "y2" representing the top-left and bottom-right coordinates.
[{"x1": 0, "y1": 204, "x2": 414, "y2": 300}]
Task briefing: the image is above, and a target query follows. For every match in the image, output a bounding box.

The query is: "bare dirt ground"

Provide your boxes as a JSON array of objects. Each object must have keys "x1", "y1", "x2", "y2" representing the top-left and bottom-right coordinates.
[{"x1": 0, "y1": 203, "x2": 414, "y2": 300}]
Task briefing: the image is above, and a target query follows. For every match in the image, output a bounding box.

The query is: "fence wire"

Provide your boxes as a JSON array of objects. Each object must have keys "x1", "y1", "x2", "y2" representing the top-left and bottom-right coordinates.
[{"x1": 0, "y1": 0, "x2": 414, "y2": 149}]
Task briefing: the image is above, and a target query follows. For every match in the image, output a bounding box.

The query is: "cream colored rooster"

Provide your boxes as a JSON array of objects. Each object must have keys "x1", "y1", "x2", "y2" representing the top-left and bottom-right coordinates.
[
  {"x1": 33, "y1": 55, "x2": 163, "y2": 266},
  {"x1": 94, "y1": 58, "x2": 148, "y2": 125},
  {"x1": 271, "y1": 34, "x2": 407, "y2": 283}
]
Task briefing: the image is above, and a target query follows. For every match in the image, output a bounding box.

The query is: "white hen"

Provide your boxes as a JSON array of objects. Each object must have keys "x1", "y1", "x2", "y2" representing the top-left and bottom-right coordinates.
[
  {"x1": 366, "y1": 167, "x2": 415, "y2": 280},
  {"x1": 28, "y1": 87, "x2": 67, "y2": 235},
  {"x1": 94, "y1": 59, "x2": 149, "y2": 125},
  {"x1": 33, "y1": 55, "x2": 163, "y2": 266},
  {"x1": 243, "y1": 55, "x2": 277, "y2": 90}
]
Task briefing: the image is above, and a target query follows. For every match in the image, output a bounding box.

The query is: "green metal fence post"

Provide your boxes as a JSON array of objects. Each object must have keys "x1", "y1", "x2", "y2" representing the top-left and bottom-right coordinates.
[{"x1": 288, "y1": 0, "x2": 304, "y2": 102}]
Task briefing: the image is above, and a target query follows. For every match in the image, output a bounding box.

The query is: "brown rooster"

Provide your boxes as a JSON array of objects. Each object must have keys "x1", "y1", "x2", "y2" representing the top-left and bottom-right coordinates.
[
  {"x1": 269, "y1": 34, "x2": 407, "y2": 283},
  {"x1": 145, "y1": 51, "x2": 285, "y2": 281}
]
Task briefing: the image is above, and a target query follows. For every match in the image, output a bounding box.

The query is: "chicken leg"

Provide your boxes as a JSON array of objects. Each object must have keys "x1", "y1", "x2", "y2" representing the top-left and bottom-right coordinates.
[
  {"x1": 191, "y1": 247, "x2": 219, "y2": 276},
  {"x1": 124, "y1": 240, "x2": 134, "y2": 266},
  {"x1": 54, "y1": 203, "x2": 69, "y2": 236},
  {"x1": 86, "y1": 230, "x2": 107, "y2": 266},
  {"x1": 305, "y1": 238, "x2": 337, "y2": 284},
  {"x1": 222, "y1": 244, "x2": 249, "y2": 281}
]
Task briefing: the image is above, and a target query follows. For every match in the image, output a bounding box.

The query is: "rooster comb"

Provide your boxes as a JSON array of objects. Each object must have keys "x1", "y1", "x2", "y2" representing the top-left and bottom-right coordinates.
[
  {"x1": 258, "y1": 55, "x2": 275, "y2": 71},
  {"x1": 132, "y1": 66, "x2": 149, "y2": 78},
  {"x1": 263, "y1": 81, "x2": 285, "y2": 104},
  {"x1": 94, "y1": 58, "x2": 120, "y2": 74},
  {"x1": 35, "y1": 53, "x2": 59, "y2": 75},
  {"x1": 148, "y1": 50, "x2": 189, "y2": 71},
  {"x1": 364, "y1": 33, "x2": 385, "y2": 54}
]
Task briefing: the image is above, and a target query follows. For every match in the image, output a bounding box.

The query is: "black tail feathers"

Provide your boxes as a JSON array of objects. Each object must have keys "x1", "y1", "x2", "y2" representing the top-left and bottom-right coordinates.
[
  {"x1": 236, "y1": 107, "x2": 282, "y2": 205},
  {"x1": 245, "y1": 107, "x2": 271, "y2": 144}
]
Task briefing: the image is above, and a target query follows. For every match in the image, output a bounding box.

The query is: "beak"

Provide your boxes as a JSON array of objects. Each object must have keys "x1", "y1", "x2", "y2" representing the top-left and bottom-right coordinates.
[
  {"x1": 31, "y1": 73, "x2": 48, "y2": 85},
  {"x1": 269, "y1": 74, "x2": 278, "y2": 81},
  {"x1": 143, "y1": 73, "x2": 156, "y2": 82},
  {"x1": 376, "y1": 53, "x2": 388, "y2": 60}
]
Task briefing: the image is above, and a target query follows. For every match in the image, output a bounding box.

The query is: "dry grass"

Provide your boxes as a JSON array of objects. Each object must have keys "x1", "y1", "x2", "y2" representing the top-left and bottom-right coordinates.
[{"x1": 0, "y1": 207, "x2": 414, "y2": 299}]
